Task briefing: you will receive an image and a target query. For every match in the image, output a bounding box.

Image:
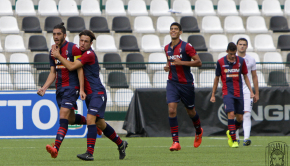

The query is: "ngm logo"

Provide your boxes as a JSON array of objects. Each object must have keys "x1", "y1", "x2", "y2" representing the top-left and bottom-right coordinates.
[
  {"x1": 167, "y1": 55, "x2": 182, "y2": 60},
  {"x1": 224, "y1": 69, "x2": 240, "y2": 73}
]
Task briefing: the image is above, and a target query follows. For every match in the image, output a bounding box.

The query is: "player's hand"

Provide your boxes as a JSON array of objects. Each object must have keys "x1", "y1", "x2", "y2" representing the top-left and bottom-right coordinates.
[
  {"x1": 37, "y1": 88, "x2": 46, "y2": 97},
  {"x1": 210, "y1": 96, "x2": 216, "y2": 103},
  {"x1": 164, "y1": 65, "x2": 170, "y2": 72},
  {"x1": 250, "y1": 92, "x2": 255, "y2": 99},
  {"x1": 253, "y1": 94, "x2": 259, "y2": 103},
  {"x1": 80, "y1": 90, "x2": 86, "y2": 100},
  {"x1": 173, "y1": 56, "x2": 182, "y2": 65},
  {"x1": 51, "y1": 45, "x2": 61, "y2": 59}
]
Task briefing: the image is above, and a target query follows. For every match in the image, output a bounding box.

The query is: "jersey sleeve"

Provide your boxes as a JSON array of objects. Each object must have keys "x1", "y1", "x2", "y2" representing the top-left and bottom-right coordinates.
[
  {"x1": 49, "y1": 51, "x2": 55, "y2": 67},
  {"x1": 185, "y1": 43, "x2": 197, "y2": 57},
  {"x1": 241, "y1": 60, "x2": 248, "y2": 75},
  {"x1": 216, "y1": 60, "x2": 221, "y2": 76},
  {"x1": 77, "y1": 51, "x2": 94, "y2": 65},
  {"x1": 72, "y1": 44, "x2": 82, "y2": 57}
]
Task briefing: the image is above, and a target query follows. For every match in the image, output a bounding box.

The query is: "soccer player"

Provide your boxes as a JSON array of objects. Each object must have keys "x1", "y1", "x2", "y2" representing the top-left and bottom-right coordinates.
[
  {"x1": 37, "y1": 23, "x2": 87, "y2": 158},
  {"x1": 210, "y1": 42, "x2": 254, "y2": 148},
  {"x1": 236, "y1": 38, "x2": 259, "y2": 146},
  {"x1": 164, "y1": 22, "x2": 203, "y2": 151},
  {"x1": 51, "y1": 30, "x2": 128, "y2": 161}
]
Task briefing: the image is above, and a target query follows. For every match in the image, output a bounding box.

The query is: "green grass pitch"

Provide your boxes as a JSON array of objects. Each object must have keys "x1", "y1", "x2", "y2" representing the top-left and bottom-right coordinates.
[{"x1": 0, "y1": 136, "x2": 289, "y2": 166}]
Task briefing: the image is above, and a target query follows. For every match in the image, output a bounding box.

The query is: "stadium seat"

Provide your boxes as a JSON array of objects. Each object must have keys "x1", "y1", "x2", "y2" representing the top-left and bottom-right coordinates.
[
  {"x1": 0, "y1": 0, "x2": 13, "y2": 16},
  {"x1": 247, "y1": 52, "x2": 262, "y2": 70},
  {"x1": 268, "y1": 71, "x2": 289, "y2": 87},
  {"x1": 5, "y1": 35, "x2": 26, "y2": 52},
  {"x1": 263, "y1": 52, "x2": 285, "y2": 70},
  {"x1": 239, "y1": 0, "x2": 261, "y2": 16},
  {"x1": 232, "y1": 34, "x2": 254, "y2": 52},
  {"x1": 224, "y1": 16, "x2": 245, "y2": 33},
  {"x1": 286, "y1": 53, "x2": 290, "y2": 68},
  {"x1": 134, "y1": 16, "x2": 155, "y2": 33},
  {"x1": 74, "y1": 35, "x2": 94, "y2": 50},
  {"x1": 22, "y1": 17, "x2": 42, "y2": 33},
  {"x1": 107, "y1": 72, "x2": 129, "y2": 88},
  {"x1": 15, "y1": 0, "x2": 36, "y2": 16},
  {"x1": 0, "y1": 53, "x2": 8, "y2": 71},
  {"x1": 195, "y1": 0, "x2": 216, "y2": 16},
  {"x1": 163, "y1": 35, "x2": 182, "y2": 47},
  {"x1": 58, "y1": 0, "x2": 79, "y2": 16},
  {"x1": 198, "y1": 53, "x2": 215, "y2": 69},
  {"x1": 277, "y1": 35, "x2": 290, "y2": 51},
  {"x1": 9, "y1": 53, "x2": 31, "y2": 71},
  {"x1": 126, "y1": 53, "x2": 146, "y2": 70},
  {"x1": 148, "y1": 53, "x2": 167, "y2": 71},
  {"x1": 114, "y1": 88, "x2": 134, "y2": 106},
  {"x1": 0, "y1": 71, "x2": 13, "y2": 90},
  {"x1": 44, "y1": 16, "x2": 62, "y2": 33},
  {"x1": 119, "y1": 35, "x2": 139, "y2": 52},
  {"x1": 50, "y1": 36, "x2": 69, "y2": 49},
  {"x1": 262, "y1": 0, "x2": 283, "y2": 16},
  {"x1": 38, "y1": 71, "x2": 56, "y2": 88},
  {"x1": 254, "y1": 35, "x2": 276, "y2": 52},
  {"x1": 269, "y1": 16, "x2": 290, "y2": 33},
  {"x1": 38, "y1": 0, "x2": 58, "y2": 16},
  {"x1": 157, "y1": 16, "x2": 175, "y2": 33},
  {"x1": 172, "y1": 0, "x2": 193, "y2": 16},
  {"x1": 217, "y1": 52, "x2": 227, "y2": 60},
  {"x1": 150, "y1": 0, "x2": 171, "y2": 16},
  {"x1": 285, "y1": 0, "x2": 290, "y2": 15},
  {"x1": 217, "y1": 0, "x2": 238, "y2": 16},
  {"x1": 199, "y1": 70, "x2": 220, "y2": 87},
  {"x1": 34, "y1": 53, "x2": 50, "y2": 70},
  {"x1": 180, "y1": 16, "x2": 200, "y2": 33},
  {"x1": 128, "y1": 0, "x2": 148, "y2": 16},
  {"x1": 105, "y1": 0, "x2": 126, "y2": 16},
  {"x1": 209, "y1": 35, "x2": 228, "y2": 52},
  {"x1": 187, "y1": 35, "x2": 207, "y2": 51},
  {"x1": 254, "y1": 71, "x2": 266, "y2": 87},
  {"x1": 81, "y1": 0, "x2": 101, "y2": 16},
  {"x1": 99, "y1": 73, "x2": 105, "y2": 87},
  {"x1": 246, "y1": 16, "x2": 268, "y2": 33},
  {"x1": 153, "y1": 71, "x2": 168, "y2": 88},
  {"x1": 96, "y1": 35, "x2": 117, "y2": 52},
  {"x1": 112, "y1": 16, "x2": 132, "y2": 33},
  {"x1": 0, "y1": 41, "x2": 2, "y2": 52},
  {"x1": 106, "y1": 90, "x2": 113, "y2": 106},
  {"x1": 67, "y1": 17, "x2": 86, "y2": 33},
  {"x1": 202, "y1": 16, "x2": 223, "y2": 33},
  {"x1": 130, "y1": 71, "x2": 152, "y2": 88},
  {"x1": 28, "y1": 35, "x2": 48, "y2": 52},
  {"x1": 103, "y1": 53, "x2": 123, "y2": 70},
  {"x1": 0, "y1": 16, "x2": 19, "y2": 34},
  {"x1": 89, "y1": 16, "x2": 110, "y2": 33},
  {"x1": 14, "y1": 71, "x2": 36, "y2": 90},
  {"x1": 141, "y1": 35, "x2": 163, "y2": 52}
]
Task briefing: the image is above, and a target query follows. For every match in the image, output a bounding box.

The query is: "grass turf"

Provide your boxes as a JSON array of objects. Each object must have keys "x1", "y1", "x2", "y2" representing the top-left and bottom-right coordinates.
[{"x1": 0, "y1": 136, "x2": 289, "y2": 166}]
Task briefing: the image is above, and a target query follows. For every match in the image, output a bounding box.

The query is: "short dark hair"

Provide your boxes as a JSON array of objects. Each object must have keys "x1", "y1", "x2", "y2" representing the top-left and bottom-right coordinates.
[
  {"x1": 236, "y1": 38, "x2": 248, "y2": 45},
  {"x1": 79, "y1": 30, "x2": 96, "y2": 43},
  {"x1": 227, "y1": 42, "x2": 237, "y2": 51},
  {"x1": 170, "y1": 22, "x2": 182, "y2": 31},
  {"x1": 53, "y1": 22, "x2": 66, "y2": 34}
]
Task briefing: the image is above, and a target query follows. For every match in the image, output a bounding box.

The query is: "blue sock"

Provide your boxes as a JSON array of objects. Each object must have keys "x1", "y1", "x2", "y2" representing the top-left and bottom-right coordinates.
[
  {"x1": 169, "y1": 116, "x2": 179, "y2": 143},
  {"x1": 228, "y1": 119, "x2": 236, "y2": 141},
  {"x1": 55, "y1": 119, "x2": 68, "y2": 151},
  {"x1": 191, "y1": 113, "x2": 201, "y2": 135},
  {"x1": 103, "y1": 123, "x2": 123, "y2": 147},
  {"x1": 87, "y1": 125, "x2": 97, "y2": 155},
  {"x1": 74, "y1": 114, "x2": 87, "y2": 125}
]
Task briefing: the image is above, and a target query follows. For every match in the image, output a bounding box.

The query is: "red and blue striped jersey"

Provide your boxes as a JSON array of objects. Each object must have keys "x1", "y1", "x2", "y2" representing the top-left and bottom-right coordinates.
[
  {"x1": 164, "y1": 40, "x2": 197, "y2": 84},
  {"x1": 49, "y1": 41, "x2": 82, "y2": 90},
  {"x1": 216, "y1": 55, "x2": 248, "y2": 98},
  {"x1": 77, "y1": 48, "x2": 105, "y2": 95}
]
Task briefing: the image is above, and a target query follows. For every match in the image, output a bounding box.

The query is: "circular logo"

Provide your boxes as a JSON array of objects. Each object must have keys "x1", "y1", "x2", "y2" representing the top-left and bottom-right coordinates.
[
  {"x1": 66, "y1": 50, "x2": 68, "y2": 55},
  {"x1": 218, "y1": 104, "x2": 228, "y2": 126}
]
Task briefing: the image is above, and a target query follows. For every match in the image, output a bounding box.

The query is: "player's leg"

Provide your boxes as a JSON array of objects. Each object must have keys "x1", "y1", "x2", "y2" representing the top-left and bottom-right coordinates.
[
  {"x1": 224, "y1": 97, "x2": 237, "y2": 147},
  {"x1": 67, "y1": 89, "x2": 87, "y2": 125},
  {"x1": 231, "y1": 98, "x2": 244, "y2": 148},
  {"x1": 242, "y1": 93, "x2": 252, "y2": 146}
]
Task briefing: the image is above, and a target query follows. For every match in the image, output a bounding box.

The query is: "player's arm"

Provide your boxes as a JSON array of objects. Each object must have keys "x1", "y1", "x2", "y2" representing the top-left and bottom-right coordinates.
[
  {"x1": 173, "y1": 54, "x2": 202, "y2": 67},
  {"x1": 77, "y1": 67, "x2": 86, "y2": 100},
  {"x1": 37, "y1": 66, "x2": 56, "y2": 96},
  {"x1": 210, "y1": 76, "x2": 220, "y2": 103},
  {"x1": 251, "y1": 70, "x2": 259, "y2": 103},
  {"x1": 243, "y1": 74, "x2": 254, "y2": 98},
  {"x1": 164, "y1": 60, "x2": 170, "y2": 72}
]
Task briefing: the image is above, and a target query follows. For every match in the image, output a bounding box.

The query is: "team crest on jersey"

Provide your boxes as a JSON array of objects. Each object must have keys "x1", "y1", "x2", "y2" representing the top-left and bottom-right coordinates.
[
  {"x1": 238, "y1": 63, "x2": 241, "y2": 67},
  {"x1": 179, "y1": 48, "x2": 182, "y2": 53},
  {"x1": 66, "y1": 50, "x2": 68, "y2": 55}
]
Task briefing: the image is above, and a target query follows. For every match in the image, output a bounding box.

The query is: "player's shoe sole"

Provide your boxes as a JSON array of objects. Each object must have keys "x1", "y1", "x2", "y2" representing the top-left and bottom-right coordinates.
[
  {"x1": 77, "y1": 152, "x2": 94, "y2": 161},
  {"x1": 226, "y1": 130, "x2": 233, "y2": 147},
  {"x1": 169, "y1": 142, "x2": 181, "y2": 151},
  {"x1": 46, "y1": 144, "x2": 58, "y2": 158},
  {"x1": 243, "y1": 139, "x2": 251, "y2": 146},
  {"x1": 231, "y1": 141, "x2": 239, "y2": 148},
  {"x1": 118, "y1": 141, "x2": 128, "y2": 159},
  {"x1": 194, "y1": 128, "x2": 203, "y2": 148}
]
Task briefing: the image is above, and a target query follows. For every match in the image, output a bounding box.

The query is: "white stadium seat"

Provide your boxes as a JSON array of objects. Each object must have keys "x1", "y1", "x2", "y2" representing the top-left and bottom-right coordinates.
[
  {"x1": 0, "y1": 71, "x2": 13, "y2": 90},
  {"x1": 114, "y1": 88, "x2": 134, "y2": 107},
  {"x1": 14, "y1": 71, "x2": 36, "y2": 90},
  {"x1": 246, "y1": 16, "x2": 268, "y2": 33},
  {"x1": 141, "y1": 35, "x2": 163, "y2": 52},
  {"x1": 263, "y1": 52, "x2": 285, "y2": 70},
  {"x1": 150, "y1": 0, "x2": 171, "y2": 16},
  {"x1": 195, "y1": 0, "x2": 216, "y2": 16},
  {"x1": 58, "y1": 0, "x2": 79, "y2": 16},
  {"x1": 217, "y1": 0, "x2": 238, "y2": 16},
  {"x1": 232, "y1": 34, "x2": 254, "y2": 52},
  {"x1": 96, "y1": 35, "x2": 118, "y2": 52},
  {"x1": 74, "y1": 35, "x2": 95, "y2": 50},
  {"x1": 172, "y1": 0, "x2": 193, "y2": 16},
  {"x1": 38, "y1": 0, "x2": 59, "y2": 16},
  {"x1": 134, "y1": 16, "x2": 155, "y2": 33},
  {"x1": 239, "y1": 0, "x2": 261, "y2": 16},
  {"x1": 15, "y1": 0, "x2": 36, "y2": 16},
  {"x1": 256, "y1": 71, "x2": 267, "y2": 87},
  {"x1": 285, "y1": 0, "x2": 290, "y2": 16},
  {"x1": 5, "y1": 35, "x2": 26, "y2": 52},
  {"x1": 202, "y1": 16, "x2": 223, "y2": 33},
  {"x1": 9, "y1": 53, "x2": 31, "y2": 71},
  {"x1": 148, "y1": 53, "x2": 167, "y2": 71},
  {"x1": 106, "y1": 90, "x2": 113, "y2": 107},
  {"x1": 50, "y1": 36, "x2": 69, "y2": 49},
  {"x1": 218, "y1": 52, "x2": 227, "y2": 60},
  {"x1": 199, "y1": 70, "x2": 221, "y2": 88},
  {"x1": 81, "y1": 0, "x2": 102, "y2": 16},
  {"x1": 0, "y1": 16, "x2": 20, "y2": 34},
  {"x1": 128, "y1": 0, "x2": 148, "y2": 16},
  {"x1": 105, "y1": 0, "x2": 126, "y2": 16},
  {"x1": 209, "y1": 35, "x2": 228, "y2": 52},
  {"x1": 254, "y1": 34, "x2": 276, "y2": 52},
  {"x1": 130, "y1": 71, "x2": 152, "y2": 88},
  {"x1": 224, "y1": 16, "x2": 245, "y2": 33},
  {"x1": 0, "y1": 53, "x2": 8, "y2": 71},
  {"x1": 0, "y1": 0, "x2": 13, "y2": 16},
  {"x1": 153, "y1": 71, "x2": 168, "y2": 88},
  {"x1": 0, "y1": 40, "x2": 2, "y2": 52},
  {"x1": 157, "y1": 16, "x2": 175, "y2": 33},
  {"x1": 262, "y1": 0, "x2": 283, "y2": 16}
]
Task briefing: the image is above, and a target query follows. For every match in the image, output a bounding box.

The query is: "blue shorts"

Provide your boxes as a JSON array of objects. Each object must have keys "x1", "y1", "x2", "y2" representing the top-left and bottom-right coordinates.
[
  {"x1": 223, "y1": 96, "x2": 244, "y2": 114},
  {"x1": 85, "y1": 93, "x2": 107, "y2": 118},
  {"x1": 166, "y1": 80, "x2": 195, "y2": 109},
  {"x1": 56, "y1": 88, "x2": 79, "y2": 110}
]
